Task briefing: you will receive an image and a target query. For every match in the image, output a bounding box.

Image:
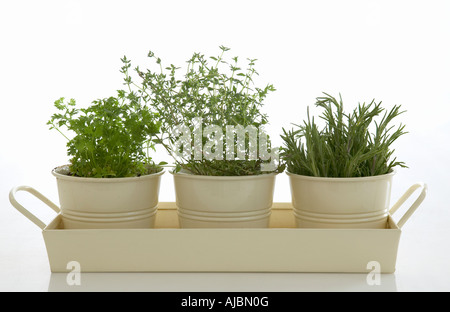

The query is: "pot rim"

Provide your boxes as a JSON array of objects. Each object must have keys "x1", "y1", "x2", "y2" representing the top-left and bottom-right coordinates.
[
  {"x1": 170, "y1": 170, "x2": 278, "y2": 181},
  {"x1": 286, "y1": 169, "x2": 395, "y2": 182},
  {"x1": 52, "y1": 164, "x2": 164, "y2": 183}
]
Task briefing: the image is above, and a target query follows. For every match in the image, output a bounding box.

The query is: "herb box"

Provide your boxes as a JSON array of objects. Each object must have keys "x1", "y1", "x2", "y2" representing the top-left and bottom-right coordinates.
[
  {"x1": 9, "y1": 184, "x2": 426, "y2": 273},
  {"x1": 41, "y1": 205, "x2": 401, "y2": 273}
]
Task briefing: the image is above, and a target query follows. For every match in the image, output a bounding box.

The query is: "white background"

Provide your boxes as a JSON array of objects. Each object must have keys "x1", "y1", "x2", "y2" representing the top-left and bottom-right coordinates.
[{"x1": 1, "y1": 0, "x2": 449, "y2": 292}]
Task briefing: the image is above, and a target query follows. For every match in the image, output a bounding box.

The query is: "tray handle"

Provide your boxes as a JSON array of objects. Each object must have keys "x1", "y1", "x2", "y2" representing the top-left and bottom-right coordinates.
[
  {"x1": 389, "y1": 182, "x2": 427, "y2": 229},
  {"x1": 9, "y1": 185, "x2": 60, "y2": 230}
]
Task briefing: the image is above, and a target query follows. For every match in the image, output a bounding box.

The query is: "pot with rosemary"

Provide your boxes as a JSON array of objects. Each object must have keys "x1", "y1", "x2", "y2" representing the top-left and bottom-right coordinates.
[{"x1": 281, "y1": 92, "x2": 408, "y2": 228}]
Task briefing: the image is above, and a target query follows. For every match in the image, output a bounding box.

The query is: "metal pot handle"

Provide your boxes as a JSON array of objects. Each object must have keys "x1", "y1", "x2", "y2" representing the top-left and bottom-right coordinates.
[
  {"x1": 9, "y1": 185, "x2": 60, "y2": 230},
  {"x1": 389, "y1": 182, "x2": 427, "y2": 229}
]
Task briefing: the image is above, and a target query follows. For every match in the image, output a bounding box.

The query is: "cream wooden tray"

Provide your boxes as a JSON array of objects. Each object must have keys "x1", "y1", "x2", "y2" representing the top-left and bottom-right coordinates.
[{"x1": 9, "y1": 184, "x2": 427, "y2": 273}]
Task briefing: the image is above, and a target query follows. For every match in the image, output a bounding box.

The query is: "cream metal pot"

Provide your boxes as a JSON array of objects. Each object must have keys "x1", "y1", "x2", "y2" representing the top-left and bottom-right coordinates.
[
  {"x1": 50, "y1": 165, "x2": 164, "y2": 229},
  {"x1": 172, "y1": 171, "x2": 277, "y2": 228},
  {"x1": 287, "y1": 170, "x2": 424, "y2": 229}
]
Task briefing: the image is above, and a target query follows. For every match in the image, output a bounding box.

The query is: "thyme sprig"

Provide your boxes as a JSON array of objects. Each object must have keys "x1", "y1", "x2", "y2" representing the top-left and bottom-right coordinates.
[{"x1": 122, "y1": 46, "x2": 281, "y2": 176}]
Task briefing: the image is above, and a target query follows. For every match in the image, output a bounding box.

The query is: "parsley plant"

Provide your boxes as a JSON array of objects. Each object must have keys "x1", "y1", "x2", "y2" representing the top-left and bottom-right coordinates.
[{"x1": 48, "y1": 89, "x2": 162, "y2": 178}]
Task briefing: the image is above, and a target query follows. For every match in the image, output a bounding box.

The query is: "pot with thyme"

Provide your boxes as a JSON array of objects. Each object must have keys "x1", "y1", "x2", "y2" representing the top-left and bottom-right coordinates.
[
  {"x1": 47, "y1": 86, "x2": 164, "y2": 229},
  {"x1": 281, "y1": 93, "x2": 409, "y2": 228},
  {"x1": 123, "y1": 46, "x2": 283, "y2": 228}
]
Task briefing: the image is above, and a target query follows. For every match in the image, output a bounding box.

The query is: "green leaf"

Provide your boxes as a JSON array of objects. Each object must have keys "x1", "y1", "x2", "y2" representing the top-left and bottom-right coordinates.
[{"x1": 280, "y1": 93, "x2": 407, "y2": 177}]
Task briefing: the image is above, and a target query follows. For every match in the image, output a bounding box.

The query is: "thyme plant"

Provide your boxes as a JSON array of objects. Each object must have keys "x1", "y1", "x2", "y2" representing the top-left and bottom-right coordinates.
[
  {"x1": 280, "y1": 93, "x2": 407, "y2": 177},
  {"x1": 47, "y1": 90, "x2": 162, "y2": 178},
  {"x1": 122, "y1": 46, "x2": 282, "y2": 176}
]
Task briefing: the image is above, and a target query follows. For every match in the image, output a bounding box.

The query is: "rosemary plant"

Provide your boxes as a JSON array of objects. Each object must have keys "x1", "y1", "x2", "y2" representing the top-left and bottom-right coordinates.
[
  {"x1": 280, "y1": 93, "x2": 407, "y2": 177},
  {"x1": 47, "y1": 90, "x2": 163, "y2": 178},
  {"x1": 122, "y1": 46, "x2": 282, "y2": 176}
]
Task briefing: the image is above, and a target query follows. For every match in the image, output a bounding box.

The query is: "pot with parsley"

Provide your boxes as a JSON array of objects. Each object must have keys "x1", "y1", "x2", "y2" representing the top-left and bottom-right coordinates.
[{"x1": 47, "y1": 88, "x2": 165, "y2": 229}]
